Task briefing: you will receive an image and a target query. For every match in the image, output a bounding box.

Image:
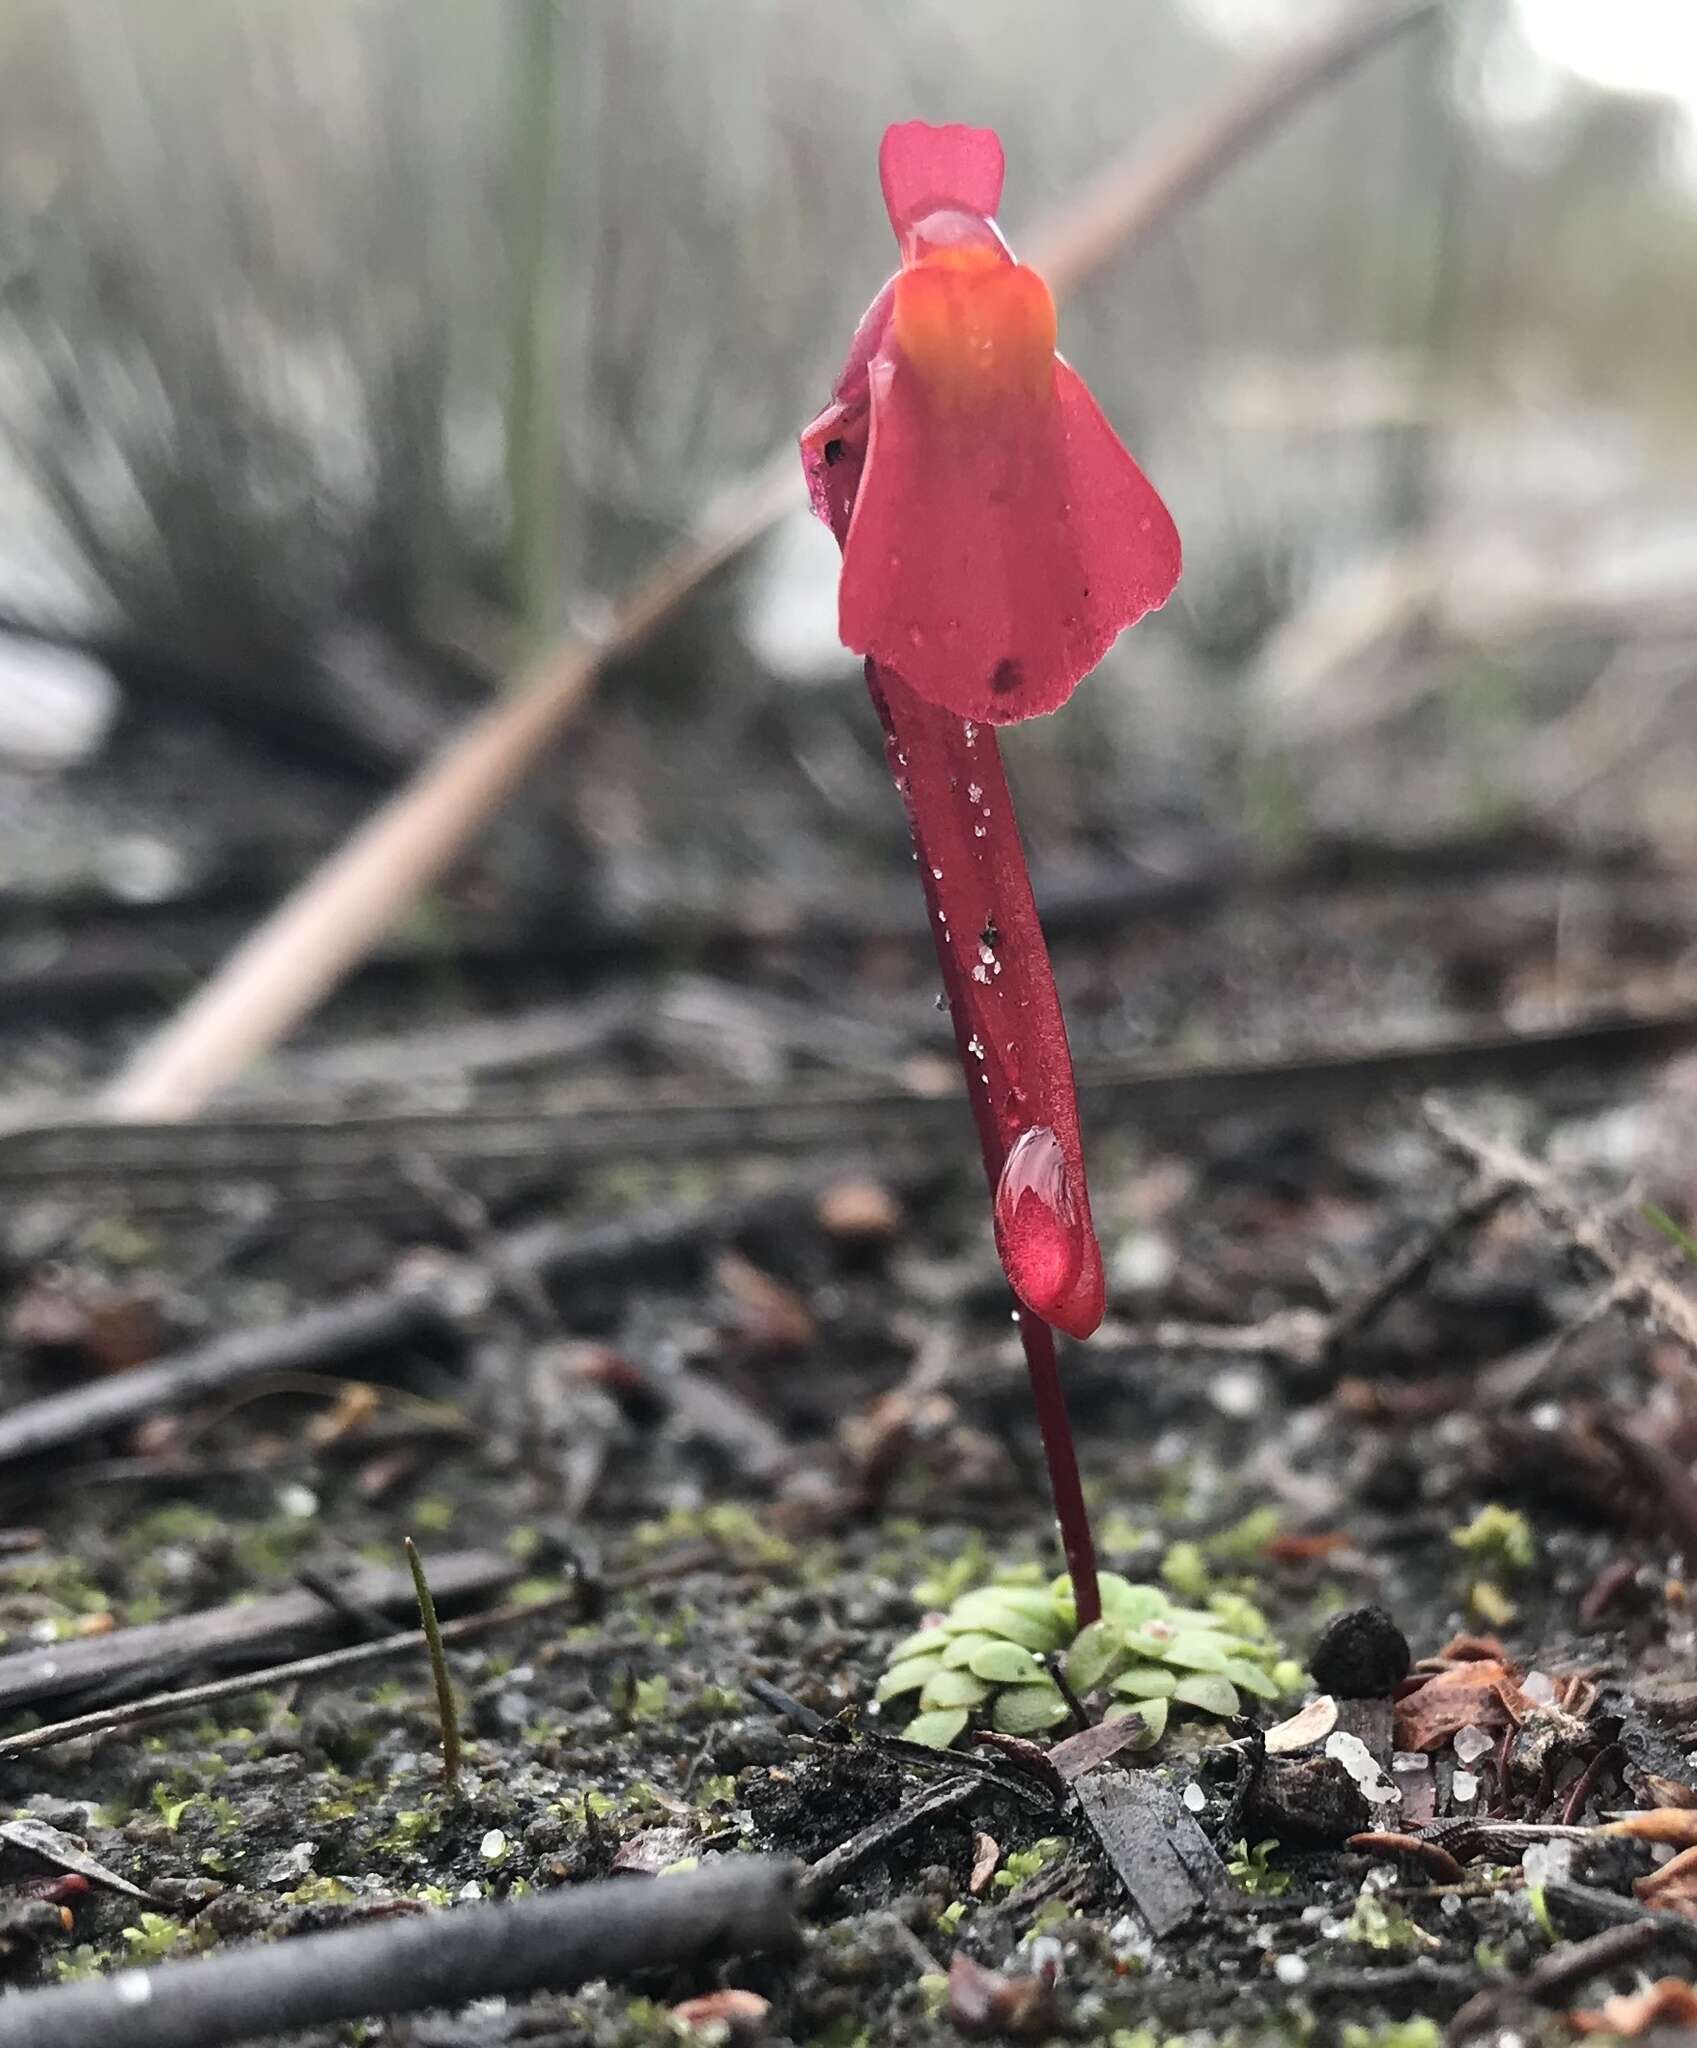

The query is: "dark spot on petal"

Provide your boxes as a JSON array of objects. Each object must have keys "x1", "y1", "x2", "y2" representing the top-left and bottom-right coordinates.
[
  {"x1": 823, "y1": 437, "x2": 845, "y2": 466},
  {"x1": 980, "y1": 917, "x2": 1000, "y2": 948},
  {"x1": 990, "y1": 658, "x2": 1022, "y2": 696}
]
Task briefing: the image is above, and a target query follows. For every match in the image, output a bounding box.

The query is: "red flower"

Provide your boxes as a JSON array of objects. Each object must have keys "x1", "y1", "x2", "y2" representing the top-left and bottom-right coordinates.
[
  {"x1": 801, "y1": 123, "x2": 1180, "y2": 1624},
  {"x1": 803, "y1": 121, "x2": 1179, "y2": 726}
]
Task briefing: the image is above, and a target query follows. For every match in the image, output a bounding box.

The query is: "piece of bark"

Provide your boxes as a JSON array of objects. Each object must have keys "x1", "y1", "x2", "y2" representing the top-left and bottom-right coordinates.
[
  {"x1": 1072, "y1": 1768, "x2": 1230, "y2": 1938},
  {"x1": 1246, "y1": 1753, "x2": 1374, "y2": 1846}
]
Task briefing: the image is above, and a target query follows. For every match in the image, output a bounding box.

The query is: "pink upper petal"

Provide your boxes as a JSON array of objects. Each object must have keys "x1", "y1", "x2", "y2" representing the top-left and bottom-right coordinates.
[{"x1": 879, "y1": 121, "x2": 1005, "y2": 238}]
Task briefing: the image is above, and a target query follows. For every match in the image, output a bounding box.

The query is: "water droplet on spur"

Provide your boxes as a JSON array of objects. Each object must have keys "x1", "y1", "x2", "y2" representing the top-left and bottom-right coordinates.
[{"x1": 994, "y1": 1126, "x2": 1084, "y2": 1320}]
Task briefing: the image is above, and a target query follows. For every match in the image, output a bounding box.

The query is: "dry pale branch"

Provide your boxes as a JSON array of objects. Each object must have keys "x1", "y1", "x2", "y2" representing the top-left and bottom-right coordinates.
[
  {"x1": 1424, "y1": 1096, "x2": 1697, "y2": 1359},
  {"x1": 101, "y1": 0, "x2": 1440, "y2": 1122}
]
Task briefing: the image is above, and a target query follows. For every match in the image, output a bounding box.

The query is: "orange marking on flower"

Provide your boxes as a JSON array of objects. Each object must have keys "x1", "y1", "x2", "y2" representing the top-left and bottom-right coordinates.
[{"x1": 892, "y1": 250, "x2": 1057, "y2": 412}]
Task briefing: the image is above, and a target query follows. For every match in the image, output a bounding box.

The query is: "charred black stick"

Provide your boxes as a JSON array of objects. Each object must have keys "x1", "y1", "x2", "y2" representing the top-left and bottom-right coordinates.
[
  {"x1": 0, "y1": 1857, "x2": 799, "y2": 2048},
  {"x1": 799, "y1": 1777, "x2": 981, "y2": 1908}
]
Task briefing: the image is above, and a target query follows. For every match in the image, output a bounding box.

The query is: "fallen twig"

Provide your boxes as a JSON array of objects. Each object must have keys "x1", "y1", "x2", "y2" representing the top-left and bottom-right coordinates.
[
  {"x1": 0, "y1": 1286, "x2": 459, "y2": 1471},
  {"x1": 1347, "y1": 1830, "x2": 1466, "y2": 1883},
  {"x1": 14, "y1": 1010, "x2": 1695, "y2": 1207},
  {"x1": 97, "y1": 0, "x2": 1440, "y2": 1121},
  {"x1": 1137, "y1": 1078, "x2": 1697, "y2": 1376},
  {"x1": 1445, "y1": 1909, "x2": 1697, "y2": 2043},
  {"x1": 1119, "y1": 1172, "x2": 1514, "y2": 1372},
  {"x1": 1425, "y1": 1098, "x2": 1697, "y2": 1359},
  {"x1": 0, "y1": 1546, "x2": 714, "y2": 1761},
  {"x1": 1322, "y1": 1173, "x2": 1518, "y2": 1353},
  {"x1": 0, "y1": 1855, "x2": 799, "y2": 2048},
  {"x1": 0, "y1": 1176, "x2": 860, "y2": 1470},
  {"x1": 799, "y1": 1776, "x2": 982, "y2": 1909},
  {"x1": 0, "y1": 1548, "x2": 518, "y2": 1716}
]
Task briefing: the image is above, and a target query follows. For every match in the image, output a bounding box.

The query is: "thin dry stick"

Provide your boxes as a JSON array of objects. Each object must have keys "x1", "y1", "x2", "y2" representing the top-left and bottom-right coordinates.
[
  {"x1": 1035, "y1": 0, "x2": 1437, "y2": 298},
  {"x1": 1424, "y1": 1096, "x2": 1697, "y2": 1359},
  {"x1": 0, "y1": 1544, "x2": 720, "y2": 1761},
  {"x1": 0, "y1": 1598, "x2": 569, "y2": 1763},
  {"x1": 102, "y1": 0, "x2": 1438, "y2": 1122},
  {"x1": 404, "y1": 1535, "x2": 462, "y2": 1786}
]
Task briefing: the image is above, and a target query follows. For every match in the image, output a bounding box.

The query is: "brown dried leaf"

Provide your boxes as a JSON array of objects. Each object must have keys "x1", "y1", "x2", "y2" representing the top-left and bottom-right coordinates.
[
  {"x1": 5, "y1": 1274, "x2": 163, "y2": 1374},
  {"x1": 1572, "y1": 1977, "x2": 1697, "y2": 2035},
  {"x1": 946, "y1": 1953, "x2": 1053, "y2": 2037},
  {"x1": 968, "y1": 1832, "x2": 1001, "y2": 1898},
  {"x1": 1393, "y1": 1662, "x2": 1515, "y2": 1753},
  {"x1": 714, "y1": 1251, "x2": 817, "y2": 1351},
  {"x1": 1418, "y1": 1633, "x2": 1507, "y2": 1669},
  {"x1": 1642, "y1": 1773, "x2": 1697, "y2": 1809},
  {"x1": 1634, "y1": 1841, "x2": 1697, "y2": 1915},
  {"x1": 967, "y1": 1731, "x2": 1068, "y2": 1801}
]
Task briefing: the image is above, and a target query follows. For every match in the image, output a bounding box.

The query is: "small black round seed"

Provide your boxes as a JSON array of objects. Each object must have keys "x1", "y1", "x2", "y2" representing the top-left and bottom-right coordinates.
[{"x1": 1308, "y1": 1604, "x2": 1410, "y2": 1699}]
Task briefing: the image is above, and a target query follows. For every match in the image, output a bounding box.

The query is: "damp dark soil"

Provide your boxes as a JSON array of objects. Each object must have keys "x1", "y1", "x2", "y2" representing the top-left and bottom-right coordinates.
[{"x1": 8, "y1": 729, "x2": 1697, "y2": 2046}]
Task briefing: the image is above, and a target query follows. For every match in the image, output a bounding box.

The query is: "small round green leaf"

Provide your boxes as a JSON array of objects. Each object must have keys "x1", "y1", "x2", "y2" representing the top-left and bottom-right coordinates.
[
  {"x1": 919, "y1": 1668, "x2": 992, "y2": 1711},
  {"x1": 968, "y1": 1640, "x2": 1047, "y2": 1685},
  {"x1": 962, "y1": 1584, "x2": 1061, "y2": 1620},
  {"x1": 946, "y1": 1590, "x2": 1067, "y2": 1653},
  {"x1": 1104, "y1": 1696, "x2": 1169, "y2": 1747},
  {"x1": 1222, "y1": 1658, "x2": 1280, "y2": 1700},
  {"x1": 1100, "y1": 1579, "x2": 1171, "y2": 1630},
  {"x1": 1162, "y1": 1607, "x2": 1228, "y2": 1632},
  {"x1": 887, "y1": 1626, "x2": 954, "y2": 1663},
  {"x1": 942, "y1": 1632, "x2": 999, "y2": 1670},
  {"x1": 904, "y1": 1708, "x2": 969, "y2": 1749},
  {"x1": 1109, "y1": 1664, "x2": 1178, "y2": 1700},
  {"x1": 1161, "y1": 1634, "x2": 1230, "y2": 1673},
  {"x1": 991, "y1": 1682, "x2": 1072, "y2": 1735},
  {"x1": 876, "y1": 1656, "x2": 943, "y2": 1702},
  {"x1": 1065, "y1": 1619, "x2": 1129, "y2": 1695},
  {"x1": 1172, "y1": 1673, "x2": 1241, "y2": 1717}
]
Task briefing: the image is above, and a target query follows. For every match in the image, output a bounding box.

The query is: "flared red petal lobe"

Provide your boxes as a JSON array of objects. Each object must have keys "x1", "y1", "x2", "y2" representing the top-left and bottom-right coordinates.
[
  {"x1": 879, "y1": 121, "x2": 1005, "y2": 236},
  {"x1": 839, "y1": 348, "x2": 1180, "y2": 726}
]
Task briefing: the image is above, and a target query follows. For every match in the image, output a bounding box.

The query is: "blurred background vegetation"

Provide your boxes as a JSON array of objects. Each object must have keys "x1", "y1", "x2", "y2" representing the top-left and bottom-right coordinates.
[{"x1": 1, "y1": 0, "x2": 1694, "y2": 1080}]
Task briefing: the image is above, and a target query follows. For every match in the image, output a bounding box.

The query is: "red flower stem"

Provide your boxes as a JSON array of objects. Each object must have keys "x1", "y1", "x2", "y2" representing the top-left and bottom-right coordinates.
[
  {"x1": 1016, "y1": 1312, "x2": 1102, "y2": 1630},
  {"x1": 865, "y1": 658, "x2": 1102, "y2": 1628}
]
